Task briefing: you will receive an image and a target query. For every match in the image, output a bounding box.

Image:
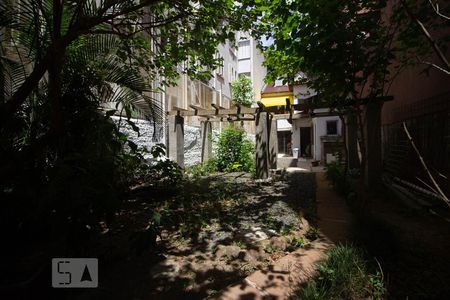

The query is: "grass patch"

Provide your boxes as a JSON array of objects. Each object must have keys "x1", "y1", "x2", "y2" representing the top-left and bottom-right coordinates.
[{"x1": 291, "y1": 244, "x2": 386, "y2": 300}]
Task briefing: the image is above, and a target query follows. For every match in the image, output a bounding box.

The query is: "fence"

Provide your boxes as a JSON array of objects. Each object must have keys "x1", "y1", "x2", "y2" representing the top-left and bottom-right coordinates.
[{"x1": 382, "y1": 94, "x2": 450, "y2": 199}]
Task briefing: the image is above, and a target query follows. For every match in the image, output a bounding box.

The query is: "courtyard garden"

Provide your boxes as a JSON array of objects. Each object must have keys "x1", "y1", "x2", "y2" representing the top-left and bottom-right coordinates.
[
  {"x1": 2, "y1": 0, "x2": 449, "y2": 299},
  {"x1": 86, "y1": 170, "x2": 317, "y2": 299}
]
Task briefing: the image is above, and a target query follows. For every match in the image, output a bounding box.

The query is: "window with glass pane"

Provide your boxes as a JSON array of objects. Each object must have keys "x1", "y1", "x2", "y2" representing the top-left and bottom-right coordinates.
[
  {"x1": 326, "y1": 120, "x2": 338, "y2": 135},
  {"x1": 238, "y1": 40, "x2": 250, "y2": 59}
]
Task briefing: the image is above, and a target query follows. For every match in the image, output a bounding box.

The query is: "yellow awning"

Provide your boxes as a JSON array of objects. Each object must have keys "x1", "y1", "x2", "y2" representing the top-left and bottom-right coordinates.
[{"x1": 260, "y1": 95, "x2": 294, "y2": 107}]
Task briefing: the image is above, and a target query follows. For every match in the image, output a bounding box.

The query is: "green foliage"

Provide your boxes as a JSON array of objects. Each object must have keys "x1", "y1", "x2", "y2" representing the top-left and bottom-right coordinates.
[
  {"x1": 0, "y1": 0, "x2": 259, "y2": 262},
  {"x1": 265, "y1": 216, "x2": 282, "y2": 231},
  {"x1": 280, "y1": 225, "x2": 293, "y2": 236},
  {"x1": 264, "y1": 243, "x2": 279, "y2": 254},
  {"x1": 231, "y1": 75, "x2": 254, "y2": 107},
  {"x1": 147, "y1": 144, "x2": 183, "y2": 186},
  {"x1": 215, "y1": 125, "x2": 255, "y2": 173},
  {"x1": 186, "y1": 159, "x2": 218, "y2": 177},
  {"x1": 325, "y1": 161, "x2": 353, "y2": 197},
  {"x1": 305, "y1": 226, "x2": 320, "y2": 241},
  {"x1": 391, "y1": 0, "x2": 450, "y2": 76},
  {"x1": 288, "y1": 236, "x2": 306, "y2": 250},
  {"x1": 293, "y1": 245, "x2": 386, "y2": 300},
  {"x1": 254, "y1": 0, "x2": 399, "y2": 108},
  {"x1": 231, "y1": 240, "x2": 247, "y2": 249}
]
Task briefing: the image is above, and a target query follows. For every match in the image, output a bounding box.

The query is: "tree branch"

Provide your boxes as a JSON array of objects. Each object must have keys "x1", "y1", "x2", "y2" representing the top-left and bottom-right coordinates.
[
  {"x1": 403, "y1": 122, "x2": 450, "y2": 206},
  {"x1": 0, "y1": 0, "x2": 162, "y2": 122},
  {"x1": 418, "y1": 57, "x2": 450, "y2": 75},
  {"x1": 428, "y1": 0, "x2": 450, "y2": 21},
  {"x1": 401, "y1": 0, "x2": 450, "y2": 74}
]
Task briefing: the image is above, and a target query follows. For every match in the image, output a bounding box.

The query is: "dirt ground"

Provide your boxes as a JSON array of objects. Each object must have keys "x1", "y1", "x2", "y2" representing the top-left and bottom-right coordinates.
[{"x1": 58, "y1": 171, "x2": 317, "y2": 300}]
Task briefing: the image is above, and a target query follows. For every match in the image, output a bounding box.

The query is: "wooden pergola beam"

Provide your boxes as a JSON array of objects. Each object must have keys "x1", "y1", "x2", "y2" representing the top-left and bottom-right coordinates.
[
  {"x1": 167, "y1": 106, "x2": 258, "y2": 117},
  {"x1": 205, "y1": 117, "x2": 256, "y2": 122},
  {"x1": 189, "y1": 104, "x2": 203, "y2": 116}
]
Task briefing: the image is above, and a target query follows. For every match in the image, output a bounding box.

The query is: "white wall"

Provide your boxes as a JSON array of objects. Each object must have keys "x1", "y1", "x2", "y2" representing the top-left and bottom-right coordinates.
[
  {"x1": 293, "y1": 84, "x2": 317, "y2": 105},
  {"x1": 213, "y1": 41, "x2": 238, "y2": 100},
  {"x1": 251, "y1": 41, "x2": 267, "y2": 102},
  {"x1": 312, "y1": 116, "x2": 342, "y2": 162}
]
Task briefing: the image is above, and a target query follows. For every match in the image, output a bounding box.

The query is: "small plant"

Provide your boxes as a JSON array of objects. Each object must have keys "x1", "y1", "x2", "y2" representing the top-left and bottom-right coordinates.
[
  {"x1": 281, "y1": 226, "x2": 293, "y2": 236},
  {"x1": 325, "y1": 161, "x2": 352, "y2": 196},
  {"x1": 186, "y1": 159, "x2": 218, "y2": 177},
  {"x1": 264, "y1": 243, "x2": 279, "y2": 254},
  {"x1": 369, "y1": 271, "x2": 387, "y2": 299},
  {"x1": 265, "y1": 216, "x2": 283, "y2": 232},
  {"x1": 305, "y1": 226, "x2": 320, "y2": 241},
  {"x1": 145, "y1": 144, "x2": 183, "y2": 185},
  {"x1": 232, "y1": 240, "x2": 247, "y2": 249},
  {"x1": 206, "y1": 289, "x2": 220, "y2": 297},
  {"x1": 288, "y1": 236, "x2": 306, "y2": 250}
]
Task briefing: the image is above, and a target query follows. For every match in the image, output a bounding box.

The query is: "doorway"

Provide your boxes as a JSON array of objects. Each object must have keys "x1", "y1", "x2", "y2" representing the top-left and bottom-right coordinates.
[{"x1": 300, "y1": 127, "x2": 312, "y2": 157}]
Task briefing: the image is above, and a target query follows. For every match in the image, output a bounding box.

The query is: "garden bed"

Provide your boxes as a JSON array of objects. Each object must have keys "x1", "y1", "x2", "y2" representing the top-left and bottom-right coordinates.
[{"x1": 77, "y1": 171, "x2": 317, "y2": 300}]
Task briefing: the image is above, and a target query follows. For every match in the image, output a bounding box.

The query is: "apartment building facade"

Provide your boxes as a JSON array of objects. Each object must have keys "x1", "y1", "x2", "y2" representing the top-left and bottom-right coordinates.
[
  {"x1": 237, "y1": 32, "x2": 267, "y2": 103},
  {"x1": 164, "y1": 40, "x2": 238, "y2": 124}
]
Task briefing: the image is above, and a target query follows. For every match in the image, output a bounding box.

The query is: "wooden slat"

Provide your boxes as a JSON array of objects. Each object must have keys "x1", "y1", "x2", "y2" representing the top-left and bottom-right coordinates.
[
  {"x1": 167, "y1": 106, "x2": 258, "y2": 117},
  {"x1": 172, "y1": 105, "x2": 188, "y2": 111}
]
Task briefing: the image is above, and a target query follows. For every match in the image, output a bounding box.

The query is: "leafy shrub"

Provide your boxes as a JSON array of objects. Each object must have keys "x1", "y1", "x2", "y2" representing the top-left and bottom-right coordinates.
[
  {"x1": 215, "y1": 125, "x2": 255, "y2": 173},
  {"x1": 293, "y1": 245, "x2": 386, "y2": 300},
  {"x1": 325, "y1": 161, "x2": 352, "y2": 196},
  {"x1": 146, "y1": 144, "x2": 183, "y2": 186}
]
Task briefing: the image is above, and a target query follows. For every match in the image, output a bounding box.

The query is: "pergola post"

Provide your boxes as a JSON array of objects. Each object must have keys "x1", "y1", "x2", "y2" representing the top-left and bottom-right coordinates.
[
  {"x1": 168, "y1": 115, "x2": 184, "y2": 168},
  {"x1": 268, "y1": 116, "x2": 278, "y2": 169},
  {"x1": 201, "y1": 120, "x2": 212, "y2": 162},
  {"x1": 346, "y1": 112, "x2": 360, "y2": 170},
  {"x1": 256, "y1": 112, "x2": 270, "y2": 179}
]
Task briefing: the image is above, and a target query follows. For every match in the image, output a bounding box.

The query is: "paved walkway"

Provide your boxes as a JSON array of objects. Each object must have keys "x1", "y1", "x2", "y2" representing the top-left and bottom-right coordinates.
[{"x1": 212, "y1": 172, "x2": 352, "y2": 300}]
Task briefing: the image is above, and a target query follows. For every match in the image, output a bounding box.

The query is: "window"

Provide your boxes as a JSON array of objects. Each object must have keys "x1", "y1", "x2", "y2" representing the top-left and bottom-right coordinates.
[
  {"x1": 238, "y1": 40, "x2": 251, "y2": 59},
  {"x1": 228, "y1": 65, "x2": 238, "y2": 82},
  {"x1": 326, "y1": 120, "x2": 338, "y2": 135},
  {"x1": 215, "y1": 52, "x2": 224, "y2": 76}
]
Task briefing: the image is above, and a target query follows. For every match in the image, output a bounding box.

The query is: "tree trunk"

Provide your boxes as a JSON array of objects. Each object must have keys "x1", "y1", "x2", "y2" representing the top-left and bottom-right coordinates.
[{"x1": 339, "y1": 114, "x2": 349, "y2": 174}]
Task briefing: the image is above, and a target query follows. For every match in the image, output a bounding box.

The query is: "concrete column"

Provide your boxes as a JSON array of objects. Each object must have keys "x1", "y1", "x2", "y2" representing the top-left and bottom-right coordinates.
[
  {"x1": 364, "y1": 101, "x2": 383, "y2": 189},
  {"x1": 346, "y1": 112, "x2": 360, "y2": 170},
  {"x1": 256, "y1": 112, "x2": 269, "y2": 179},
  {"x1": 168, "y1": 115, "x2": 184, "y2": 168},
  {"x1": 201, "y1": 120, "x2": 212, "y2": 162},
  {"x1": 268, "y1": 116, "x2": 278, "y2": 169}
]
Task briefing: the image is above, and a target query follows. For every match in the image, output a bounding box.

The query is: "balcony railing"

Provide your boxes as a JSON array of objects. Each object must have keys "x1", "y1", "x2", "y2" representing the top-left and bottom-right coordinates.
[{"x1": 166, "y1": 76, "x2": 232, "y2": 111}]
